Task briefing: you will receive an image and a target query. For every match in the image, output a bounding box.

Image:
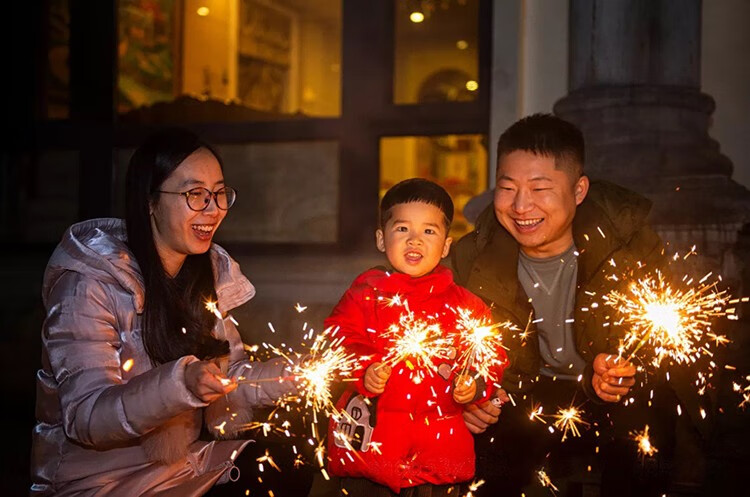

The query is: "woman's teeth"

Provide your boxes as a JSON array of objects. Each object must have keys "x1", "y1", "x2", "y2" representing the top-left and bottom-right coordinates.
[
  {"x1": 192, "y1": 224, "x2": 214, "y2": 233},
  {"x1": 515, "y1": 218, "x2": 542, "y2": 226}
]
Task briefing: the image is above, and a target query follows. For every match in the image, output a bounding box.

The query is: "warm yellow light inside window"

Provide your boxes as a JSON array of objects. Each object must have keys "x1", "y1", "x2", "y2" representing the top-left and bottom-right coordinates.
[
  {"x1": 465, "y1": 80, "x2": 478, "y2": 91},
  {"x1": 456, "y1": 40, "x2": 468, "y2": 50},
  {"x1": 409, "y1": 11, "x2": 425, "y2": 23},
  {"x1": 196, "y1": 6, "x2": 210, "y2": 17}
]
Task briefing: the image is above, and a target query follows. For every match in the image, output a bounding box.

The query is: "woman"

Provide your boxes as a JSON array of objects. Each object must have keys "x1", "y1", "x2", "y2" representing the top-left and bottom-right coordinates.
[{"x1": 31, "y1": 128, "x2": 296, "y2": 496}]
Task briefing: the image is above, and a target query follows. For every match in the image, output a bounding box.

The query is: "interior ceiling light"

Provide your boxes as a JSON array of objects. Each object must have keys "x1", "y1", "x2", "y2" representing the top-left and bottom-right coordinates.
[
  {"x1": 410, "y1": 11, "x2": 425, "y2": 23},
  {"x1": 197, "y1": 6, "x2": 210, "y2": 16}
]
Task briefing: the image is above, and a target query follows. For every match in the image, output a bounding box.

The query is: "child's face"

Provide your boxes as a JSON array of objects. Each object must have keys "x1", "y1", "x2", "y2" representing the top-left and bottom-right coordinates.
[{"x1": 375, "y1": 201, "x2": 453, "y2": 278}]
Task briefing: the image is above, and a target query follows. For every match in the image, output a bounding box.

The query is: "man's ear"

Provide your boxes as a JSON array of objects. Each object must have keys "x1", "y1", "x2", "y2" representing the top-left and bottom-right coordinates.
[
  {"x1": 441, "y1": 236, "x2": 453, "y2": 258},
  {"x1": 574, "y1": 175, "x2": 590, "y2": 206},
  {"x1": 375, "y1": 229, "x2": 386, "y2": 253}
]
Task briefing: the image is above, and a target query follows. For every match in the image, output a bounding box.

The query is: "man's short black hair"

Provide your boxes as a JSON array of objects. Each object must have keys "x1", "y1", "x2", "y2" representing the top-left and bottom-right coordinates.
[
  {"x1": 380, "y1": 178, "x2": 454, "y2": 230},
  {"x1": 496, "y1": 113, "x2": 585, "y2": 178}
]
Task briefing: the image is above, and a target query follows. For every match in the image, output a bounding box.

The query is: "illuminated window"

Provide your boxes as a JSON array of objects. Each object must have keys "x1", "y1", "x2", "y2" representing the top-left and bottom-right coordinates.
[
  {"x1": 380, "y1": 135, "x2": 487, "y2": 238},
  {"x1": 117, "y1": 0, "x2": 341, "y2": 120},
  {"x1": 393, "y1": 0, "x2": 479, "y2": 104}
]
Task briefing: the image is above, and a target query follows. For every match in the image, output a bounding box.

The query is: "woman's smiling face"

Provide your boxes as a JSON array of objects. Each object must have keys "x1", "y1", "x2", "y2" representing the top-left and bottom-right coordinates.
[{"x1": 150, "y1": 148, "x2": 227, "y2": 275}]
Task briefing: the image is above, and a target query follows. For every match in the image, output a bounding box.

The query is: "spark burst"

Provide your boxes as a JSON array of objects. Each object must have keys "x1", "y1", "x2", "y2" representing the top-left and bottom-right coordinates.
[
  {"x1": 284, "y1": 331, "x2": 360, "y2": 422},
  {"x1": 630, "y1": 425, "x2": 658, "y2": 460},
  {"x1": 604, "y1": 270, "x2": 732, "y2": 367},
  {"x1": 453, "y1": 307, "x2": 511, "y2": 382},
  {"x1": 551, "y1": 405, "x2": 589, "y2": 442},
  {"x1": 381, "y1": 302, "x2": 452, "y2": 371}
]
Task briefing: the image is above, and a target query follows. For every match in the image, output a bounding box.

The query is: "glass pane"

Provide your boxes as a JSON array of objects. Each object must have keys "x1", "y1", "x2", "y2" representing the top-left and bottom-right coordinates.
[
  {"x1": 380, "y1": 134, "x2": 487, "y2": 238},
  {"x1": 117, "y1": 0, "x2": 341, "y2": 121},
  {"x1": 216, "y1": 141, "x2": 339, "y2": 243},
  {"x1": 393, "y1": 0, "x2": 479, "y2": 104},
  {"x1": 46, "y1": 0, "x2": 70, "y2": 119}
]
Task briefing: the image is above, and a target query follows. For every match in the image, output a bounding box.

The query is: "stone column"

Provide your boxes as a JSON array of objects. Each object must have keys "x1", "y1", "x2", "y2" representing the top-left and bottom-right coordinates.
[{"x1": 554, "y1": 0, "x2": 750, "y2": 275}]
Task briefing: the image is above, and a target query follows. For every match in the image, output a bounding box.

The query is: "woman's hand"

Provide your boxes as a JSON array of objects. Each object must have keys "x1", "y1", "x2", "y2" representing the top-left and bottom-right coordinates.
[
  {"x1": 453, "y1": 374, "x2": 478, "y2": 404},
  {"x1": 364, "y1": 362, "x2": 392, "y2": 395},
  {"x1": 185, "y1": 360, "x2": 237, "y2": 403}
]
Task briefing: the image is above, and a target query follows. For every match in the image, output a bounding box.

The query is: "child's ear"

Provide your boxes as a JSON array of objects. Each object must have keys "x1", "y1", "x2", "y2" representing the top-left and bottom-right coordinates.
[
  {"x1": 441, "y1": 236, "x2": 453, "y2": 258},
  {"x1": 375, "y1": 229, "x2": 386, "y2": 253}
]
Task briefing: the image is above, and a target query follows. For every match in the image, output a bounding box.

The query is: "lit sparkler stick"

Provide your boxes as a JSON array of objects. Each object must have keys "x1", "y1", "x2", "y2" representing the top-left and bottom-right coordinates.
[
  {"x1": 267, "y1": 330, "x2": 360, "y2": 428},
  {"x1": 604, "y1": 270, "x2": 732, "y2": 367},
  {"x1": 630, "y1": 425, "x2": 658, "y2": 460},
  {"x1": 453, "y1": 307, "x2": 512, "y2": 382},
  {"x1": 380, "y1": 303, "x2": 452, "y2": 371},
  {"x1": 551, "y1": 405, "x2": 589, "y2": 442}
]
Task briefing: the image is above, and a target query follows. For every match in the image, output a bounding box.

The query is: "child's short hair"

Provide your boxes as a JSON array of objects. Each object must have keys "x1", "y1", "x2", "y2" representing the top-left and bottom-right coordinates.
[
  {"x1": 380, "y1": 178, "x2": 454, "y2": 230},
  {"x1": 497, "y1": 113, "x2": 585, "y2": 179}
]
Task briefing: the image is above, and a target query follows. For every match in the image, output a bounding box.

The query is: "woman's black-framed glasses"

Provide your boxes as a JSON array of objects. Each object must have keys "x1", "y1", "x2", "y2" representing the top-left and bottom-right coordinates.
[{"x1": 157, "y1": 187, "x2": 237, "y2": 211}]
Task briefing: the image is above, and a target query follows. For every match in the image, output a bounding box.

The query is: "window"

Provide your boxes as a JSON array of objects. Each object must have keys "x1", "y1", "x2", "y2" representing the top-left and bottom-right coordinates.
[
  {"x1": 393, "y1": 0, "x2": 479, "y2": 105},
  {"x1": 117, "y1": 0, "x2": 342, "y2": 122},
  {"x1": 380, "y1": 134, "x2": 487, "y2": 238}
]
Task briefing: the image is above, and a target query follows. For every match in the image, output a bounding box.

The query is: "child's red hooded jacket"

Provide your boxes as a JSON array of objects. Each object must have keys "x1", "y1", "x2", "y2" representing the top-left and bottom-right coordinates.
[{"x1": 326, "y1": 265, "x2": 507, "y2": 493}]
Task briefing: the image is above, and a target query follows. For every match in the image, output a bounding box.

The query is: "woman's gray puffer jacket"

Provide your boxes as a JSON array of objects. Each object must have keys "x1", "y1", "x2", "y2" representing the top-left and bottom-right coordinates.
[{"x1": 31, "y1": 218, "x2": 294, "y2": 496}]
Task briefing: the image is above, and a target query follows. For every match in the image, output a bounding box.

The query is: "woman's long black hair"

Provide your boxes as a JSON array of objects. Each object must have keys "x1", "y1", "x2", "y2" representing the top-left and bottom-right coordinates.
[{"x1": 125, "y1": 128, "x2": 229, "y2": 365}]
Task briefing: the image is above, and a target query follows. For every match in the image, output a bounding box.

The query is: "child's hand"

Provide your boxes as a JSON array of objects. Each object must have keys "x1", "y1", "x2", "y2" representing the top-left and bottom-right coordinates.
[
  {"x1": 364, "y1": 362, "x2": 392, "y2": 395},
  {"x1": 453, "y1": 374, "x2": 477, "y2": 404}
]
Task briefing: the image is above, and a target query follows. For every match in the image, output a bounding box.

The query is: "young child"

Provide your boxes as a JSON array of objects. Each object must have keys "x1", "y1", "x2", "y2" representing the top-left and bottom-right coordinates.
[{"x1": 326, "y1": 178, "x2": 507, "y2": 496}]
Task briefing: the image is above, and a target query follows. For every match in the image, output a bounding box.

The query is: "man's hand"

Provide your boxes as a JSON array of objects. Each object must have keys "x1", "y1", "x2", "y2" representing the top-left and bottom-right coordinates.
[
  {"x1": 364, "y1": 362, "x2": 392, "y2": 395},
  {"x1": 592, "y1": 353, "x2": 636, "y2": 402},
  {"x1": 462, "y1": 388, "x2": 509, "y2": 434},
  {"x1": 453, "y1": 374, "x2": 478, "y2": 404}
]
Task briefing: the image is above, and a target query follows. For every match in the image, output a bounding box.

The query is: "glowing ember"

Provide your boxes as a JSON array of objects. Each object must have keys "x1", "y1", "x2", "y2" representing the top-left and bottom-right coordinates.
[
  {"x1": 537, "y1": 469, "x2": 559, "y2": 495},
  {"x1": 631, "y1": 425, "x2": 658, "y2": 459},
  {"x1": 551, "y1": 405, "x2": 589, "y2": 442},
  {"x1": 256, "y1": 449, "x2": 281, "y2": 472},
  {"x1": 204, "y1": 299, "x2": 223, "y2": 320}
]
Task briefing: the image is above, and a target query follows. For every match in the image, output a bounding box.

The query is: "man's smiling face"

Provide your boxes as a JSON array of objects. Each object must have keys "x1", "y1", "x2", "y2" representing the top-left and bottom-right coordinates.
[{"x1": 494, "y1": 150, "x2": 589, "y2": 258}]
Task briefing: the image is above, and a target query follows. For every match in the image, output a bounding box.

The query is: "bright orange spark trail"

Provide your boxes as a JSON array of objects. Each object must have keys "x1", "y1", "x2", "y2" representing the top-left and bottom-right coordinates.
[
  {"x1": 603, "y1": 269, "x2": 733, "y2": 367},
  {"x1": 453, "y1": 307, "x2": 511, "y2": 382}
]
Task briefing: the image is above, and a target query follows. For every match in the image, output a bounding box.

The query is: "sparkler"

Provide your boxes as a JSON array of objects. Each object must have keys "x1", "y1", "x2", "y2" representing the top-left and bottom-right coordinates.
[
  {"x1": 551, "y1": 405, "x2": 589, "y2": 442},
  {"x1": 273, "y1": 330, "x2": 360, "y2": 424},
  {"x1": 380, "y1": 303, "x2": 452, "y2": 371},
  {"x1": 453, "y1": 307, "x2": 511, "y2": 382},
  {"x1": 630, "y1": 425, "x2": 658, "y2": 460},
  {"x1": 604, "y1": 270, "x2": 732, "y2": 367}
]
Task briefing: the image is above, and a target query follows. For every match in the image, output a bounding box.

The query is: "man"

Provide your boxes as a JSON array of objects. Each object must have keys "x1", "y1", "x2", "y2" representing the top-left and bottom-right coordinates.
[{"x1": 453, "y1": 114, "x2": 677, "y2": 496}]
